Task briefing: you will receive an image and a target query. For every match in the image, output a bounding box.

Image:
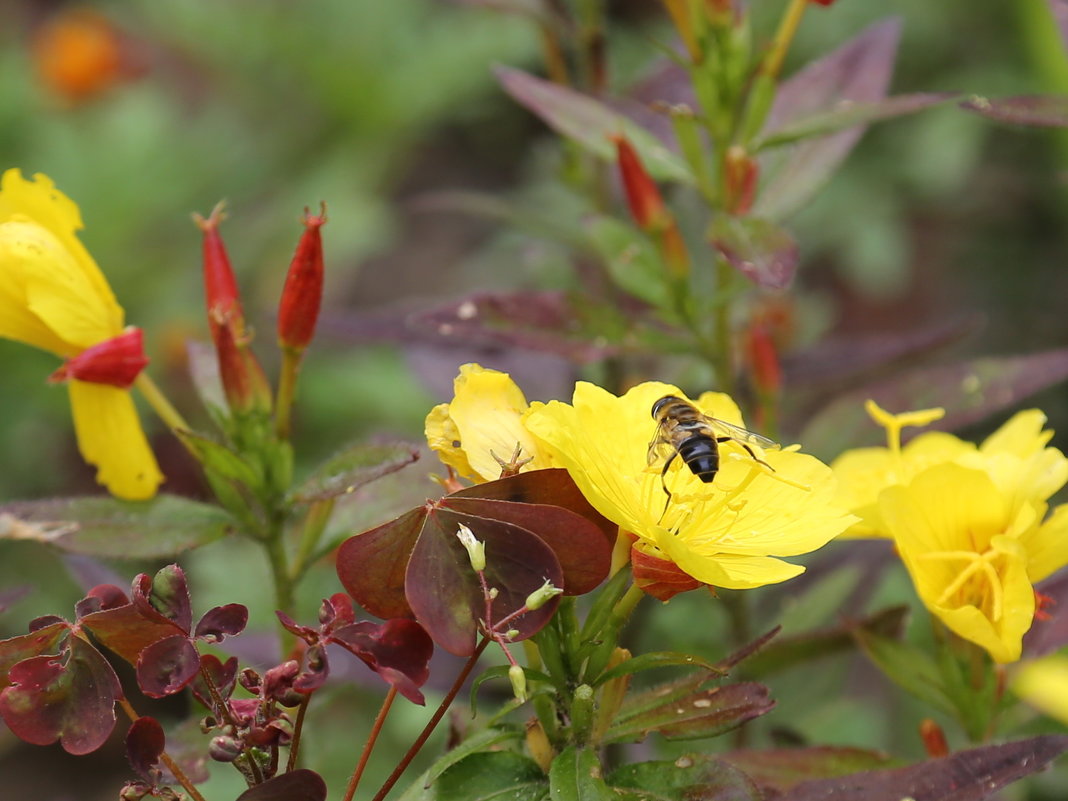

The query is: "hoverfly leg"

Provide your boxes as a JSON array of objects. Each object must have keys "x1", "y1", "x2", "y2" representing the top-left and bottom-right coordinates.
[
  {"x1": 718, "y1": 437, "x2": 775, "y2": 472},
  {"x1": 658, "y1": 451, "x2": 677, "y2": 523}
]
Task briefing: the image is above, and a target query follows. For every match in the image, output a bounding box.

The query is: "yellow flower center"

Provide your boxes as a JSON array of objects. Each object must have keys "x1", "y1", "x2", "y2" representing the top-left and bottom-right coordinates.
[{"x1": 919, "y1": 546, "x2": 1006, "y2": 623}]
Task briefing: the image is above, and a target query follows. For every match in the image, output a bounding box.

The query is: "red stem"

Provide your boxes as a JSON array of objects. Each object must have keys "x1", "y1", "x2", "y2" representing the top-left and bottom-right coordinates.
[{"x1": 342, "y1": 686, "x2": 397, "y2": 801}]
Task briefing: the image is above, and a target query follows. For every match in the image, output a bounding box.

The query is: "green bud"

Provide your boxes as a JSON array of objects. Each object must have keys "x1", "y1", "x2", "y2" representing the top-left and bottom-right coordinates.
[
  {"x1": 455, "y1": 523, "x2": 486, "y2": 572},
  {"x1": 525, "y1": 579, "x2": 564, "y2": 611},
  {"x1": 508, "y1": 664, "x2": 528, "y2": 703}
]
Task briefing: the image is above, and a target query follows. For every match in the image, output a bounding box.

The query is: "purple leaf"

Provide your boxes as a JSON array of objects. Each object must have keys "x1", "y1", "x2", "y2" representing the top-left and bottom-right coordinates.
[
  {"x1": 337, "y1": 506, "x2": 426, "y2": 621},
  {"x1": 496, "y1": 66, "x2": 691, "y2": 182},
  {"x1": 0, "y1": 584, "x2": 31, "y2": 614},
  {"x1": 800, "y1": 348, "x2": 1068, "y2": 458},
  {"x1": 136, "y1": 635, "x2": 200, "y2": 698},
  {"x1": 126, "y1": 716, "x2": 166, "y2": 782},
  {"x1": 756, "y1": 19, "x2": 902, "y2": 220},
  {"x1": 0, "y1": 621, "x2": 70, "y2": 685},
  {"x1": 331, "y1": 618, "x2": 434, "y2": 704},
  {"x1": 720, "y1": 747, "x2": 893, "y2": 792},
  {"x1": 776, "y1": 735, "x2": 1068, "y2": 801},
  {"x1": 194, "y1": 604, "x2": 249, "y2": 642},
  {"x1": 190, "y1": 653, "x2": 239, "y2": 710},
  {"x1": 1053, "y1": 0, "x2": 1068, "y2": 51},
  {"x1": 235, "y1": 769, "x2": 327, "y2": 801},
  {"x1": 79, "y1": 601, "x2": 182, "y2": 667},
  {"x1": 0, "y1": 634, "x2": 122, "y2": 755},
  {"x1": 961, "y1": 95, "x2": 1068, "y2": 128},
  {"x1": 75, "y1": 583, "x2": 129, "y2": 617},
  {"x1": 709, "y1": 215, "x2": 799, "y2": 289},
  {"x1": 1025, "y1": 571, "x2": 1068, "y2": 658}
]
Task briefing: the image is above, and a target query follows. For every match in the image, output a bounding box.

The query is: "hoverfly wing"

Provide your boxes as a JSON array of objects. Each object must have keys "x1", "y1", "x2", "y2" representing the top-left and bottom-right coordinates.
[
  {"x1": 646, "y1": 423, "x2": 677, "y2": 466},
  {"x1": 707, "y1": 417, "x2": 780, "y2": 451}
]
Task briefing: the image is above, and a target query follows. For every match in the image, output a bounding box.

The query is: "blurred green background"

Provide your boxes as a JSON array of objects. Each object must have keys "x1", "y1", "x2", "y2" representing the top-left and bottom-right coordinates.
[{"x1": 1, "y1": 0, "x2": 1067, "y2": 798}]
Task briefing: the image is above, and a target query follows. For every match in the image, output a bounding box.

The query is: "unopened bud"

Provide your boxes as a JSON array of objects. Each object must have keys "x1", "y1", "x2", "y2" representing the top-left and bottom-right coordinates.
[
  {"x1": 919, "y1": 718, "x2": 949, "y2": 758},
  {"x1": 508, "y1": 664, "x2": 527, "y2": 702},
  {"x1": 209, "y1": 734, "x2": 243, "y2": 762},
  {"x1": 504, "y1": 628, "x2": 520, "y2": 640},
  {"x1": 724, "y1": 146, "x2": 759, "y2": 216},
  {"x1": 456, "y1": 524, "x2": 486, "y2": 572},
  {"x1": 119, "y1": 781, "x2": 151, "y2": 801},
  {"x1": 277, "y1": 205, "x2": 327, "y2": 352},
  {"x1": 49, "y1": 327, "x2": 149, "y2": 388},
  {"x1": 488, "y1": 587, "x2": 499, "y2": 600},
  {"x1": 744, "y1": 321, "x2": 782, "y2": 396},
  {"x1": 525, "y1": 580, "x2": 563, "y2": 611},
  {"x1": 612, "y1": 134, "x2": 668, "y2": 231}
]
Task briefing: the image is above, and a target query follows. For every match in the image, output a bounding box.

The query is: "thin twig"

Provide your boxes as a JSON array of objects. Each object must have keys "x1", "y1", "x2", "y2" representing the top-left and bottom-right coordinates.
[
  {"x1": 286, "y1": 692, "x2": 312, "y2": 772},
  {"x1": 118, "y1": 697, "x2": 208, "y2": 801},
  {"x1": 342, "y1": 686, "x2": 398, "y2": 801}
]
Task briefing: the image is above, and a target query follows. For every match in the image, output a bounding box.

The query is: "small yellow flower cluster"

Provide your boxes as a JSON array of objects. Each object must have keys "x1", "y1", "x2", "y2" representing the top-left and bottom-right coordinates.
[
  {"x1": 427, "y1": 364, "x2": 855, "y2": 593},
  {"x1": 832, "y1": 401, "x2": 1068, "y2": 663}
]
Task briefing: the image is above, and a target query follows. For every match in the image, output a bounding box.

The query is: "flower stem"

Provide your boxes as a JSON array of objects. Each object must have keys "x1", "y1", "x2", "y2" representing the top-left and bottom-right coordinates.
[
  {"x1": 369, "y1": 638, "x2": 491, "y2": 801},
  {"x1": 286, "y1": 693, "x2": 312, "y2": 772},
  {"x1": 342, "y1": 685, "x2": 398, "y2": 801},
  {"x1": 762, "y1": 0, "x2": 808, "y2": 80},
  {"x1": 274, "y1": 347, "x2": 303, "y2": 440},
  {"x1": 118, "y1": 697, "x2": 208, "y2": 801},
  {"x1": 290, "y1": 499, "x2": 335, "y2": 582},
  {"x1": 135, "y1": 373, "x2": 192, "y2": 432}
]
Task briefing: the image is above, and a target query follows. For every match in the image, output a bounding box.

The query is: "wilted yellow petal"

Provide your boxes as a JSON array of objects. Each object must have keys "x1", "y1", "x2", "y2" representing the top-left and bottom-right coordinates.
[{"x1": 69, "y1": 379, "x2": 163, "y2": 500}]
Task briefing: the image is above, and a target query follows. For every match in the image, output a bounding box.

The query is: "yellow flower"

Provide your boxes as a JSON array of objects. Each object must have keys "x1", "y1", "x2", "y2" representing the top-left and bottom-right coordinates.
[
  {"x1": 1013, "y1": 655, "x2": 1068, "y2": 724},
  {"x1": 832, "y1": 401, "x2": 1068, "y2": 538},
  {"x1": 523, "y1": 381, "x2": 855, "y2": 590},
  {"x1": 879, "y1": 462, "x2": 1068, "y2": 663},
  {"x1": 425, "y1": 363, "x2": 553, "y2": 483},
  {"x1": 0, "y1": 168, "x2": 162, "y2": 499}
]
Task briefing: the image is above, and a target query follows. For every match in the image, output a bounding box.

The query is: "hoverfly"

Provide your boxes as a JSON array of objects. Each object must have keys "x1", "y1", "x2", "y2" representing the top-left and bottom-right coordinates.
[{"x1": 648, "y1": 395, "x2": 779, "y2": 511}]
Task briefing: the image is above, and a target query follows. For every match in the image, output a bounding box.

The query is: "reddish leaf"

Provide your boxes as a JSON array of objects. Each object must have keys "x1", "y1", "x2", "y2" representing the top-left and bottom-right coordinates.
[
  {"x1": 0, "y1": 634, "x2": 122, "y2": 755},
  {"x1": 79, "y1": 601, "x2": 182, "y2": 667},
  {"x1": 235, "y1": 769, "x2": 327, "y2": 801},
  {"x1": 409, "y1": 507, "x2": 563, "y2": 655},
  {"x1": 0, "y1": 584, "x2": 31, "y2": 614},
  {"x1": 194, "y1": 603, "x2": 249, "y2": 642},
  {"x1": 496, "y1": 66, "x2": 691, "y2": 183},
  {"x1": 776, "y1": 735, "x2": 1068, "y2": 801},
  {"x1": 709, "y1": 215, "x2": 798, "y2": 289},
  {"x1": 721, "y1": 747, "x2": 892, "y2": 792},
  {"x1": 331, "y1": 618, "x2": 434, "y2": 704},
  {"x1": 961, "y1": 94, "x2": 1068, "y2": 128},
  {"x1": 1024, "y1": 570, "x2": 1068, "y2": 658},
  {"x1": 605, "y1": 681, "x2": 774, "y2": 744},
  {"x1": 75, "y1": 583, "x2": 130, "y2": 617},
  {"x1": 337, "y1": 506, "x2": 426, "y2": 620},
  {"x1": 800, "y1": 348, "x2": 1068, "y2": 458},
  {"x1": 126, "y1": 716, "x2": 166, "y2": 781},
  {"x1": 136, "y1": 635, "x2": 200, "y2": 698},
  {"x1": 756, "y1": 19, "x2": 902, "y2": 220},
  {"x1": 191, "y1": 653, "x2": 238, "y2": 710},
  {"x1": 0, "y1": 621, "x2": 71, "y2": 685}
]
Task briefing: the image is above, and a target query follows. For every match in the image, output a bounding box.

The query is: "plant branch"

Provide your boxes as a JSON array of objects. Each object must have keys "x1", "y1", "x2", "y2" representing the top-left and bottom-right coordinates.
[
  {"x1": 286, "y1": 692, "x2": 312, "y2": 772},
  {"x1": 369, "y1": 638, "x2": 491, "y2": 801},
  {"x1": 118, "y1": 697, "x2": 208, "y2": 801},
  {"x1": 342, "y1": 685, "x2": 398, "y2": 801}
]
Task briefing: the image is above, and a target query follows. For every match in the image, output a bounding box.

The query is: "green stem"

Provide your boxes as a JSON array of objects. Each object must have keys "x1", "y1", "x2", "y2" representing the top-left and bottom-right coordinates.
[
  {"x1": 290, "y1": 499, "x2": 335, "y2": 582},
  {"x1": 135, "y1": 373, "x2": 192, "y2": 432},
  {"x1": 274, "y1": 347, "x2": 303, "y2": 440},
  {"x1": 369, "y1": 638, "x2": 491, "y2": 801},
  {"x1": 264, "y1": 531, "x2": 296, "y2": 642},
  {"x1": 712, "y1": 256, "x2": 736, "y2": 393}
]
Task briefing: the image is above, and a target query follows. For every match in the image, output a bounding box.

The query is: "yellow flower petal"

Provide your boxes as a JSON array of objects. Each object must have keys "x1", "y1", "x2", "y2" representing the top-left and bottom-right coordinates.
[
  {"x1": 525, "y1": 380, "x2": 854, "y2": 591},
  {"x1": 1013, "y1": 656, "x2": 1068, "y2": 724},
  {"x1": 69, "y1": 377, "x2": 163, "y2": 500},
  {"x1": 426, "y1": 363, "x2": 553, "y2": 483},
  {"x1": 980, "y1": 409, "x2": 1053, "y2": 458},
  {"x1": 1021, "y1": 503, "x2": 1068, "y2": 583}
]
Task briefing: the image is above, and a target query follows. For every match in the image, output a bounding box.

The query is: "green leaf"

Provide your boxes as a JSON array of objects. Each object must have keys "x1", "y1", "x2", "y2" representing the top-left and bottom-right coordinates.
[
  {"x1": 176, "y1": 429, "x2": 263, "y2": 490},
  {"x1": 432, "y1": 751, "x2": 548, "y2": 801},
  {"x1": 424, "y1": 726, "x2": 524, "y2": 788},
  {"x1": 594, "y1": 651, "x2": 724, "y2": 686},
  {"x1": 608, "y1": 755, "x2": 762, "y2": 801},
  {"x1": 549, "y1": 747, "x2": 614, "y2": 801},
  {"x1": 290, "y1": 440, "x2": 419, "y2": 503},
  {"x1": 496, "y1": 66, "x2": 693, "y2": 184},
  {"x1": 605, "y1": 681, "x2": 774, "y2": 744},
  {"x1": 755, "y1": 93, "x2": 956, "y2": 150},
  {"x1": 585, "y1": 216, "x2": 670, "y2": 307},
  {"x1": 853, "y1": 627, "x2": 955, "y2": 714},
  {"x1": 0, "y1": 495, "x2": 232, "y2": 559},
  {"x1": 719, "y1": 747, "x2": 893, "y2": 792}
]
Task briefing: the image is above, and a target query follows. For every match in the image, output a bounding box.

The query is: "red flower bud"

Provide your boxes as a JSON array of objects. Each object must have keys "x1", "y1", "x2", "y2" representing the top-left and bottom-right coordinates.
[
  {"x1": 612, "y1": 134, "x2": 668, "y2": 230},
  {"x1": 277, "y1": 205, "x2": 327, "y2": 352},
  {"x1": 809, "y1": 0, "x2": 837, "y2": 5},
  {"x1": 194, "y1": 205, "x2": 271, "y2": 413},
  {"x1": 49, "y1": 327, "x2": 149, "y2": 388},
  {"x1": 194, "y1": 203, "x2": 242, "y2": 320},
  {"x1": 919, "y1": 719, "x2": 949, "y2": 758}
]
